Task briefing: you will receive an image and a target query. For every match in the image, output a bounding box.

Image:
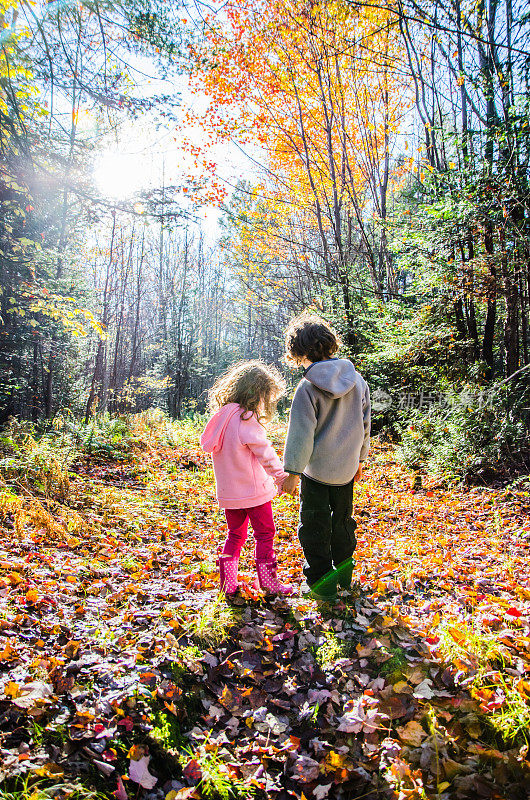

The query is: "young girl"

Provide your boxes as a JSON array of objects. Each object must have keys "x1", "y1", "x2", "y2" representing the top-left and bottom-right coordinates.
[{"x1": 200, "y1": 361, "x2": 292, "y2": 597}]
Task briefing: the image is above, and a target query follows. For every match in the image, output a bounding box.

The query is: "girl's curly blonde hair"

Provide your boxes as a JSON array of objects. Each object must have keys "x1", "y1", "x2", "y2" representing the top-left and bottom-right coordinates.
[{"x1": 208, "y1": 360, "x2": 286, "y2": 421}]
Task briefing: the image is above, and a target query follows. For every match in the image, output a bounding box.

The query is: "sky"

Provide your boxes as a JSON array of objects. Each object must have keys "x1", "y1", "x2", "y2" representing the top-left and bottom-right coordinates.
[
  {"x1": 91, "y1": 35, "x2": 253, "y2": 241},
  {"x1": 24, "y1": 0, "x2": 258, "y2": 242}
]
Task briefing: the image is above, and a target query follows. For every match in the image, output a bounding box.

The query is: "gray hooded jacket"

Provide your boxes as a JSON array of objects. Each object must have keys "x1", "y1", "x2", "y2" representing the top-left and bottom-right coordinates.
[{"x1": 283, "y1": 359, "x2": 370, "y2": 485}]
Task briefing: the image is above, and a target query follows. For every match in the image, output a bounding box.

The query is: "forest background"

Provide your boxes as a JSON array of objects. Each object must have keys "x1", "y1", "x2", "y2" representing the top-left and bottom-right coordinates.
[{"x1": 1, "y1": 0, "x2": 530, "y2": 483}]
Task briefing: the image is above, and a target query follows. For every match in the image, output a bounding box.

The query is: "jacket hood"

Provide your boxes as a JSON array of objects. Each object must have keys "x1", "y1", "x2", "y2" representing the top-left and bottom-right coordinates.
[
  {"x1": 200, "y1": 403, "x2": 241, "y2": 454},
  {"x1": 304, "y1": 359, "x2": 358, "y2": 399}
]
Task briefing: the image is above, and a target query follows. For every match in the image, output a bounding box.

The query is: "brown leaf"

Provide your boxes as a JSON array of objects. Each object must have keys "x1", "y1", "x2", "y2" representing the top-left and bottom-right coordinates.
[{"x1": 396, "y1": 720, "x2": 427, "y2": 747}]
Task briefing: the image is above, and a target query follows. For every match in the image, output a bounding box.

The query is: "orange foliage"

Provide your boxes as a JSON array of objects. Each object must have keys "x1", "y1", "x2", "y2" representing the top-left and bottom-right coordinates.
[{"x1": 189, "y1": 0, "x2": 408, "y2": 217}]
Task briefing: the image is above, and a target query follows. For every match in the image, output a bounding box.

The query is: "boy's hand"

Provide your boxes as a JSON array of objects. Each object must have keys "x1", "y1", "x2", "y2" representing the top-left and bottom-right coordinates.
[
  {"x1": 354, "y1": 463, "x2": 363, "y2": 482},
  {"x1": 282, "y1": 473, "x2": 300, "y2": 496}
]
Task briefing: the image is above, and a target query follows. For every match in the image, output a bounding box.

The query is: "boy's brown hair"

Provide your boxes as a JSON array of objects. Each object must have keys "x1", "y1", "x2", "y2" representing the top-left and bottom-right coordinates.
[
  {"x1": 208, "y1": 360, "x2": 285, "y2": 421},
  {"x1": 284, "y1": 314, "x2": 341, "y2": 367}
]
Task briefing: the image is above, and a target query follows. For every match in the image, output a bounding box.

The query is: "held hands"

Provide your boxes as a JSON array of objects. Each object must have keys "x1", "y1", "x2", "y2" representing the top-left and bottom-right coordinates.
[
  {"x1": 282, "y1": 473, "x2": 300, "y2": 497},
  {"x1": 281, "y1": 465, "x2": 362, "y2": 496}
]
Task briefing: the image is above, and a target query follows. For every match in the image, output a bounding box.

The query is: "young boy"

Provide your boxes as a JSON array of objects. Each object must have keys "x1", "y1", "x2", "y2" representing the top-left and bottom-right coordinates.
[{"x1": 282, "y1": 315, "x2": 370, "y2": 601}]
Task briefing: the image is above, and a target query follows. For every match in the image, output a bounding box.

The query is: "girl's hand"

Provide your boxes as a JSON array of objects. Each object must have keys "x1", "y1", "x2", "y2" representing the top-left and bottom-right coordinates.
[{"x1": 354, "y1": 463, "x2": 363, "y2": 482}]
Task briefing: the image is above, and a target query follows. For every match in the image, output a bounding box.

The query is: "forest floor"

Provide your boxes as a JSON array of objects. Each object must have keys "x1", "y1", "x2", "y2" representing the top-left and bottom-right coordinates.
[{"x1": 0, "y1": 415, "x2": 529, "y2": 800}]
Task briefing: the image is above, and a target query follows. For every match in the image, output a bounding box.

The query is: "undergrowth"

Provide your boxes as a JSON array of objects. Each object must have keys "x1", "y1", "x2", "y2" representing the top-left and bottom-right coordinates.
[
  {"x1": 436, "y1": 619, "x2": 506, "y2": 672},
  {"x1": 380, "y1": 646, "x2": 410, "y2": 681},
  {"x1": 0, "y1": 410, "x2": 183, "y2": 540},
  {"x1": 0, "y1": 410, "x2": 179, "y2": 497},
  {"x1": 399, "y1": 381, "x2": 530, "y2": 483},
  {"x1": 434, "y1": 620, "x2": 530, "y2": 746},
  {"x1": 315, "y1": 632, "x2": 356, "y2": 670}
]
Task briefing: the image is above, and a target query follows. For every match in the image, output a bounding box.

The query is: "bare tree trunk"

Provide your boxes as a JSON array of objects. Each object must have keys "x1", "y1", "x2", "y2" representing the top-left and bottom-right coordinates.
[{"x1": 85, "y1": 212, "x2": 115, "y2": 422}]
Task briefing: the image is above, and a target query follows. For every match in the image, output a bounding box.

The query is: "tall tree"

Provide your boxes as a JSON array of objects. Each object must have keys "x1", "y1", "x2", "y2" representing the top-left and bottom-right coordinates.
[{"x1": 189, "y1": 0, "x2": 407, "y2": 342}]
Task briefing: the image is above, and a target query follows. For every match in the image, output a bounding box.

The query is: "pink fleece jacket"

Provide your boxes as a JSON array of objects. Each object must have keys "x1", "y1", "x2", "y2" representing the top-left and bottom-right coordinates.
[{"x1": 200, "y1": 403, "x2": 288, "y2": 509}]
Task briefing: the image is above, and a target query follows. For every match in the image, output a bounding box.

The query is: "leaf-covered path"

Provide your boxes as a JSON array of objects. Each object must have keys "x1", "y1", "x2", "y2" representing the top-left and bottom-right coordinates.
[{"x1": 1, "y1": 418, "x2": 529, "y2": 800}]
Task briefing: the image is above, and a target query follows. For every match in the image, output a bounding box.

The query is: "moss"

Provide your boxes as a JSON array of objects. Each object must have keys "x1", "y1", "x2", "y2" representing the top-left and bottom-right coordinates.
[
  {"x1": 150, "y1": 703, "x2": 187, "y2": 751},
  {"x1": 150, "y1": 660, "x2": 202, "y2": 748},
  {"x1": 380, "y1": 646, "x2": 410, "y2": 680}
]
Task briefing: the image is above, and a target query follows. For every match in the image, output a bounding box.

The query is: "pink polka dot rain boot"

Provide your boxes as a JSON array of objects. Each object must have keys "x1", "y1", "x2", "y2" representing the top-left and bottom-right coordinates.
[
  {"x1": 218, "y1": 553, "x2": 240, "y2": 596},
  {"x1": 256, "y1": 558, "x2": 293, "y2": 596}
]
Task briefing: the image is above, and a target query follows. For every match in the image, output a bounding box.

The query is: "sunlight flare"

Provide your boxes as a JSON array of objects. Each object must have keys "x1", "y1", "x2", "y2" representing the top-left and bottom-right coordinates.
[{"x1": 94, "y1": 151, "x2": 146, "y2": 199}]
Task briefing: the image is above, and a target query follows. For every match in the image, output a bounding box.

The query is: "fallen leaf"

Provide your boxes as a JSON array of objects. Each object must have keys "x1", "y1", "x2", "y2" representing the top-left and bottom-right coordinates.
[
  {"x1": 34, "y1": 762, "x2": 64, "y2": 778},
  {"x1": 12, "y1": 681, "x2": 54, "y2": 709},
  {"x1": 129, "y1": 755, "x2": 157, "y2": 789},
  {"x1": 183, "y1": 759, "x2": 202, "y2": 784},
  {"x1": 396, "y1": 720, "x2": 427, "y2": 747},
  {"x1": 291, "y1": 755, "x2": 320, "y2": 782},
  {"x1": 413, "y1": 679, "x2": 434, "y2": 700}
]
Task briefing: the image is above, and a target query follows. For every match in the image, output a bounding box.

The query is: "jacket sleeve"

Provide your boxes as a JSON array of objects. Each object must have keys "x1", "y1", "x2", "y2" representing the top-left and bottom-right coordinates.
[
  {"x1": 359, "y1": 382, "x2": 371, "y2": 462},
  {"x1": 283, "y1": 382, "x2": 317, "y2": 475},
  {"x1": 239, "y1": 417, "x2": 287, "y2": 485}
]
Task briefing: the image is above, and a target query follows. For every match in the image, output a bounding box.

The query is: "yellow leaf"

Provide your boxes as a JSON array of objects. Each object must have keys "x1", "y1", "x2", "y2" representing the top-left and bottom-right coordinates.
[
  {"x1": 128, "y1": 744, "x2": 145, "y2": 760},
  {"x1": 0, "y1": 642, "x2": 19, "y2": 662},
  {"x1": 4, "y1": 681, "x2": 20, "y2": 698},
  {"x1": 26, "y1": 588, "x2": 39, "y2": 603},
  {"x1": 448, "y1": 625, "x2": 466, "y2": 644},
  {"x1": 34, "y1": 762, "x2": 64, "y2": 778},
  {"x1": 67, "y1": 537, "x2": 80, "y2": 547},
  {"x1": 516, "y1": 679, "x2": 530, "y2": 699}
]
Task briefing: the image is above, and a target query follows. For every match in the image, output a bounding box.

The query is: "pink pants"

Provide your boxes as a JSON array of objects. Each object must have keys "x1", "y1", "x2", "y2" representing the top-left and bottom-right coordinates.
[{"x1": 223, "y1": 501, "x2": 275, "y2": 561}]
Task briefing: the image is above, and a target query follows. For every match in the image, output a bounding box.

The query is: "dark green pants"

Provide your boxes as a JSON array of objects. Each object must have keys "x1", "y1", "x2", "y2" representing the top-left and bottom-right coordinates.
[{"x1": 298, "y1": 475, "x2": 357, "y2": 594}]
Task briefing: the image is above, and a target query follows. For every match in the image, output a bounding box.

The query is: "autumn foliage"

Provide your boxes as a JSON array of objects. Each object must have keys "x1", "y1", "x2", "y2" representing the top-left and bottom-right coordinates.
[{"x1": 189, "y1": 0, "x2": 408, "y2": 299}]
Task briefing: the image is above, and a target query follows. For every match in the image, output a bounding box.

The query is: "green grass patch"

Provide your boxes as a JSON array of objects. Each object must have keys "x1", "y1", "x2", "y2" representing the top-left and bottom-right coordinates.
[
  {"x1": 314, "y1": 632, "x2": 356, "y2": 670},
  {"x1": 436, "y1": 619, "x2": 506, "y2": 673},
  {"x1": 150, "y1": 703, "x2": 187, "y2": 751},
  {"x1": 186, "y1": 598, "x2": 234, "y2": 647},
  {"x1": 179, "y1": 745, "x2": 255, "y2": 800},
  {"x1": 487, "y1": 676, "x2": 530, "y2": 745},
  {"x1": 0, "y1": 778, "x2": 105, "y2": 800}
]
